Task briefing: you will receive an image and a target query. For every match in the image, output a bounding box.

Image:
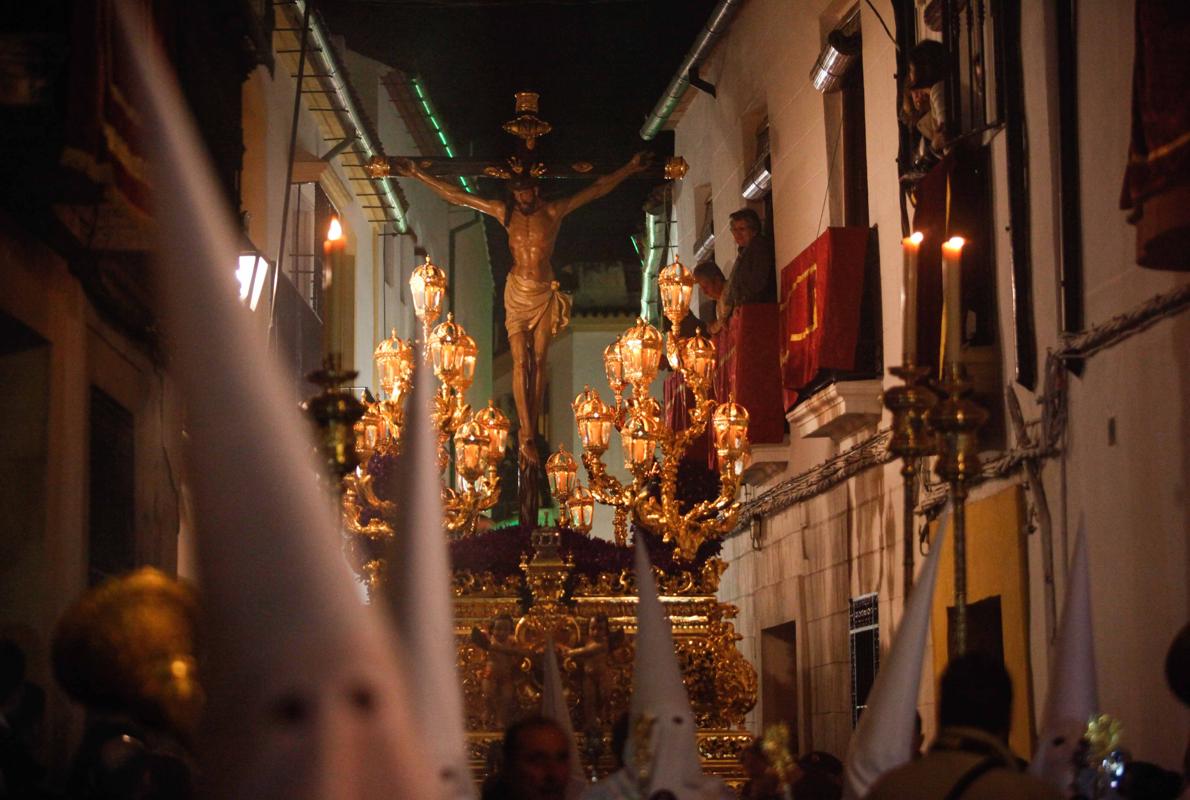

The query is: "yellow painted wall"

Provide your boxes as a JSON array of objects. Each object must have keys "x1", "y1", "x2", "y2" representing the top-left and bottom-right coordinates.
[{"x1": 929, "y1": 486, "x2": 1034, "y2": 757}]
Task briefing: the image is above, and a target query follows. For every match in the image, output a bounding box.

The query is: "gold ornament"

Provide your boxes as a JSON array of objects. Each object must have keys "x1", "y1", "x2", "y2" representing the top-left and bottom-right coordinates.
[
  {"x1": 52, "y1": 568, "x2": 204, "y2": 740},
  {"x1": 1085, "y1": 714, "x2": 1123, "y2": 761}
]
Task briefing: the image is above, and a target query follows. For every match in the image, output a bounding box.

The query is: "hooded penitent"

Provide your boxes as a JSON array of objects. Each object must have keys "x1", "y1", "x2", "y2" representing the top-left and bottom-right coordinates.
[
  {"x1": 842, "y1": 507, "x2": 951, "y2": 800},
  {"x1": 1030, "y1": 521, "x2": 1098, "y2": 795},
  {"x1": 583, "y1": 538, "x2": 732, "y2": 800},
  {"x1": 541, "y1": 636, "x2": 589, "y2": 799},
  {"x1": 115, "y1": 4, "x2": 435, "y2": 796},
  {"x1": 385, "y1": 353, "x2": 475, "y2": 799}
]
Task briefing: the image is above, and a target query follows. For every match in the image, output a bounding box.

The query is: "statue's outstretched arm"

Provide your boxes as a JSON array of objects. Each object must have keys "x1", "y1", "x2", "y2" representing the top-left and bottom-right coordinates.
[
  {"x1": 555, "y1": 151, "x2": 651, "y2": 217},
  {"x1": 394, "y1": 157, "x2": 504, "y2": 218}
]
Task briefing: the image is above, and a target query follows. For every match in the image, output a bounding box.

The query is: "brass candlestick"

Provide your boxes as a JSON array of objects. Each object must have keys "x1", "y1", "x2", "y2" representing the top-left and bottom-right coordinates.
[
  {"x1": 926, "y1": 363, "x2": 988, "y2": 656},
  {"x1": 884, "y1": 364, "x2": 937, "y2": 603},
  {"x1": 305, "y1": 353, "x2": 367, "y2": 496}
]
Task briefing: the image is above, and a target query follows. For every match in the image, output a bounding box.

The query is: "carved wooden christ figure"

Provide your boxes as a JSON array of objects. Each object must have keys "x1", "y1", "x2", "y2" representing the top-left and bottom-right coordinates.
[{"x1": 394, "y1": 152, "x2": 650, "y2": 527}]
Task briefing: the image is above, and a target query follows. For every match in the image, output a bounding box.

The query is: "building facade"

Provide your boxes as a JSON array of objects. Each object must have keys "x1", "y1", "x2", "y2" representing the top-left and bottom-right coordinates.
[
  {"x1": 0, "y1": 1, "x2": 491, "y2": 774},
  {"x1": 658, "y1": 0, "x2": 1187, "y2": 768}
]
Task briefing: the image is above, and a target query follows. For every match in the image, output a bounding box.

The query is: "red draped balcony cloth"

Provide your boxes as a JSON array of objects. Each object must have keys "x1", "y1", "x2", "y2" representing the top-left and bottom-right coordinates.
[
  {"x1": 712, "y1": 304, "x2": 786, "y2": 447},
  {"x1": 779, "y1": 227, "x2": 870, "y2": 408},
  {"x1": 663, "y1": 371, "x2": 713, "y2": 468}
]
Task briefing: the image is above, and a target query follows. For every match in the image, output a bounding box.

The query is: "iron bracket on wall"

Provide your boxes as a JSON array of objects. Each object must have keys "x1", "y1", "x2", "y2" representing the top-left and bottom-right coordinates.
[{"x1": 687, "y1": 65, "x2": 717, "y2": 98}]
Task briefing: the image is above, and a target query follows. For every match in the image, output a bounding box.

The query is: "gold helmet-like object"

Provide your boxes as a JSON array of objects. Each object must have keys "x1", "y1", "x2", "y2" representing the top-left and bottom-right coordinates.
[{"x1": 52, "y1": 567, "x2": 204, "y2": 740}]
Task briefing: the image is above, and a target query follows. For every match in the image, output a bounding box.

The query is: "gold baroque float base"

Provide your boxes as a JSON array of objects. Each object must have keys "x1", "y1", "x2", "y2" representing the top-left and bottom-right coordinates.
[{"x1": 449, "y1": 530, "x2": 757, "y2": 787}]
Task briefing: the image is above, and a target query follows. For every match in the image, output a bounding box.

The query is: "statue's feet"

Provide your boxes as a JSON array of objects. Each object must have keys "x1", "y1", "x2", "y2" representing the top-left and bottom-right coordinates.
[{"x1": 519, "y1": 436, "x2": 539, "y2": 468}]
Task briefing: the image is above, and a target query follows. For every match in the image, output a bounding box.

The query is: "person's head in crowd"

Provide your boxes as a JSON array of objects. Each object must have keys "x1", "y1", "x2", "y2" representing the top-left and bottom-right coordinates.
[
  {"x1": 610, "y1": 711, "x2": 630, "y2": 770},
  {"x1": 1164, "y1": 623, "x2": 1190, "y2": 790},
  {"x1": 798, "y1": 750, "x2": 842, "y2": 784},
  {"x1": 1117, "y1": 761, "x2": 1184, "y2": 800},
  {"x1": 938, "y1": 652, "x2": 1013, "y2": 741},
  {"x1": 739, "y1": 738, "x2": 782, "y2": 799},
  {"x1": 729, "y1": 208, "x2": 762, "y2": 249},
  {"x1": 693, "y1": 260, "x2": 726, "y2": 301},
  {"x1": 907, "y1": 40, "x2": 947, "y2": 92},
  {"x1": 500, "y1": 715, "x2": 572, "y2": 800},
  {"x1": 791, "y1": 768, "x2": 842, "y2": 800}
]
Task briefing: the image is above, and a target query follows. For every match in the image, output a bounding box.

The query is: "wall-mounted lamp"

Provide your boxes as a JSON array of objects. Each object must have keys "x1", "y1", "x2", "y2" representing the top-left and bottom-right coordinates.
[
  {"x1": 741, "y1": 154, "x2": 772, "y2": 200},
  {"x1": 236, "y1": 249, "x2": 270, "y2": 311},
  {"x1": 809, "y1": 30, "x2": 861, "y2": 93}
]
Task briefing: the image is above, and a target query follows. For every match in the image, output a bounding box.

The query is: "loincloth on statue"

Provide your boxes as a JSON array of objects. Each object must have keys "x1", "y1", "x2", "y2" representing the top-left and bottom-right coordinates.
[{"x1": 504, "y1": 273, "x2": 572, "y2": 337}]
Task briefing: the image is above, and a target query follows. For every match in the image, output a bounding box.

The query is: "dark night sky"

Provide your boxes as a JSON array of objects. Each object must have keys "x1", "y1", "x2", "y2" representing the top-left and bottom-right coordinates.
[{"x1": 321, "y1": 0, "x2": 720, "y2": 276}]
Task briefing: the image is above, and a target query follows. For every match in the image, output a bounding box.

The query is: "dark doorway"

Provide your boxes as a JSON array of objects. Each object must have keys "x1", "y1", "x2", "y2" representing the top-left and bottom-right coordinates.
[{"x1": 761, "y1": 620, "x2": 799, "y2": 753}]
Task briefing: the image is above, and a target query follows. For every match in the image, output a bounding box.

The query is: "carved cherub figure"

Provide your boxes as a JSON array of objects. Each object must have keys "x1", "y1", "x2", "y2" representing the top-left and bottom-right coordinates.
[
  {"x1": 565, "y1": 613, "x2": 626, "y2": 729},
  {"x1": 471, "y1": 614, "x2": 531, "y2": 727}
]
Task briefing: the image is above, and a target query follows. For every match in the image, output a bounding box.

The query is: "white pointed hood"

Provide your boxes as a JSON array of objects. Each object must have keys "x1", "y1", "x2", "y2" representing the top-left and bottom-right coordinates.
[
  {"x1": 385, "y1": 357, "x2": 475, "y2": 798},
  {"x1": 842, "y1": 506, "x2": 951, "y2": 800},
  {"x1": 1030, "y1": 521, "x2": 1097, "y2": 792},
  {"x1": 541, "y1": 636, "x2": 588, "y2": 799},
  {"x1": 606, "y1": 538, "x2": 732, "y2": 800},
  {"x1": 115, "y1": 4, "x2": 435, "y2": 796}
]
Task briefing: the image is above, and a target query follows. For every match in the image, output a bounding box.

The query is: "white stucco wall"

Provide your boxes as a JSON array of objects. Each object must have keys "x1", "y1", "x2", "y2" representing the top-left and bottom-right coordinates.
[{"x1": 666, "y1": 0, "x2": 1189, "y2": 765}]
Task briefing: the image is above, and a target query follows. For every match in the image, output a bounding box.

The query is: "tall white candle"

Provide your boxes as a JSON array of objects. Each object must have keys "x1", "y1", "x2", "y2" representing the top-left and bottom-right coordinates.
[
  {"x1": 941, "y1": 236, "x2": 965, "y2": 369},
  {"x1": 902, "y1": 232, "x2": 923, "y2": 366},
  {"x1": 323, "y1": 217, "x2": 345, "y2": 358}
]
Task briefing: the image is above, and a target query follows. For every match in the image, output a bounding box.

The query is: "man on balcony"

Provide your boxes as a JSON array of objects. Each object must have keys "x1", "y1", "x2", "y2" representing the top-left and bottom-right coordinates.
[{"x1": 714, "y1": 208, "x2": 776, "y2": 333}]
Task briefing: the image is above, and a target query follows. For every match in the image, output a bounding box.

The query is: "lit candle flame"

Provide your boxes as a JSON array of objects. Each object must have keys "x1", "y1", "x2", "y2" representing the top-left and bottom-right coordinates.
[
  {"x1": 943, "y1": 235, "x2": 965, "y2": 252},
  {"x1": 327, "y1": 217, "x2": 343, "y2": 242},
  {"x1": 905, "y1": 231, "x2": 924, "y2": 246}
]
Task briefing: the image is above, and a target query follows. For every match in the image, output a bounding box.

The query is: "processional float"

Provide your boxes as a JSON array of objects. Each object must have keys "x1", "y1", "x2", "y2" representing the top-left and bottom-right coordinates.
[{"x1": 306, "y1": 94, "x2": 758, "y2": 786}]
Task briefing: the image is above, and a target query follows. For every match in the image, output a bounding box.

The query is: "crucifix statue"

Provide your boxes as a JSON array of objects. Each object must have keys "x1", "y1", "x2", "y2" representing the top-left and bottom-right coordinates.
[{"x1": 370, "y1": 93, "x2": 685, "y2": 529}]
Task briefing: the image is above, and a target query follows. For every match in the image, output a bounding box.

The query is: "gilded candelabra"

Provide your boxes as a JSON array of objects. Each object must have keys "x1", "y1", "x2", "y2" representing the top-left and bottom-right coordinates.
[
  {"x1": 544, "y1": 445, "x2": 595, "y2": 534},
  {"x1": 306, "y1": 354, "x2": 367, "y2": 493},
  {"x1": 346, "y1": 254, "x2": 510, "y2": 541},
  {"x1": 883, "y1": 364, "x2": 937, "y2": 603},
  {"x1": 885, "y1": 233, "x2": 987, "y2": 654},
  {"x1": 926, "y1": 362, "x2": 987, "y2": 655},
  {"x1": 568, "y1": 258, "x2": 751, "y2": 559}
]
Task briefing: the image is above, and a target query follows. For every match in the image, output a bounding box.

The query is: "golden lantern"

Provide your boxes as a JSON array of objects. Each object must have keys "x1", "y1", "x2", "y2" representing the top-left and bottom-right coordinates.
[
  {"x1": 374, "y1": 328, "x2": 414, "y2": 402},
  {"x1": 409, "y1": 254, "x2": 447, "y2": 339},
  {"x1": 621, "y1": 407, "x2": 660, "y2": 470},
  {"x1": 474, "y1": 400, "x2": 510, "y2": 464},
  {"x1": 354, "y1": 400, "x2": 389, "y2": 461},
  {"x1": 712, "y1": 398, "x2": 751, "y2": 463},
  {"x1": 730, "y1": 442, "x2": 753, "y2": 477},
  {"x1": 658, "y1": 257, "x2": 695, "y2": 327},
  {"x1": 572, "y1": 320, "x2": 748, "y2": 557},
  {"x1": 681, "y1": 329, "x2": 717, "y2": 389},
  {"x1": 453, "y1": 418, "x2": 488, "y2": 484},
  {"x1": 572, "y1": 386, "x2": 615, "y2": 455},
  {"x1": 428, "y1": 313, "x2": 477, "y2": 390},
  {"x1": 545, "y1": 445, "x2": 579, "y2": 501},
  {"x1": 603, "y1": 337, "x2": 626, "y2": 399},
  {"x1": 620, "y1": 317, "x2": 663, "y2": 389},
  {"x1": 565, "y1": 483, "x2": 595, "y2": 534},
  {"x1": 455, "y1": 332, "x2": 479, "y2": 392}
]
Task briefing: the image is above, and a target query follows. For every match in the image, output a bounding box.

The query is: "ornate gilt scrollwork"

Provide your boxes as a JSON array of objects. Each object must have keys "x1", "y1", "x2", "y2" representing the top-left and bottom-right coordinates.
[{"x1": 448, "y1": 533, "x2": 756, "y2": 785}]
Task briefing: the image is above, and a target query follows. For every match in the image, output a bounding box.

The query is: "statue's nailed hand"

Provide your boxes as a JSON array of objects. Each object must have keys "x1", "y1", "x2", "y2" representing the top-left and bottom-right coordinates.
[
  {"x1": 392, "y1": 157, "x2": 417, "y2": 178},
  {"x1": 629, "y1": 151, "x2": 653, "y2": 173}
]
